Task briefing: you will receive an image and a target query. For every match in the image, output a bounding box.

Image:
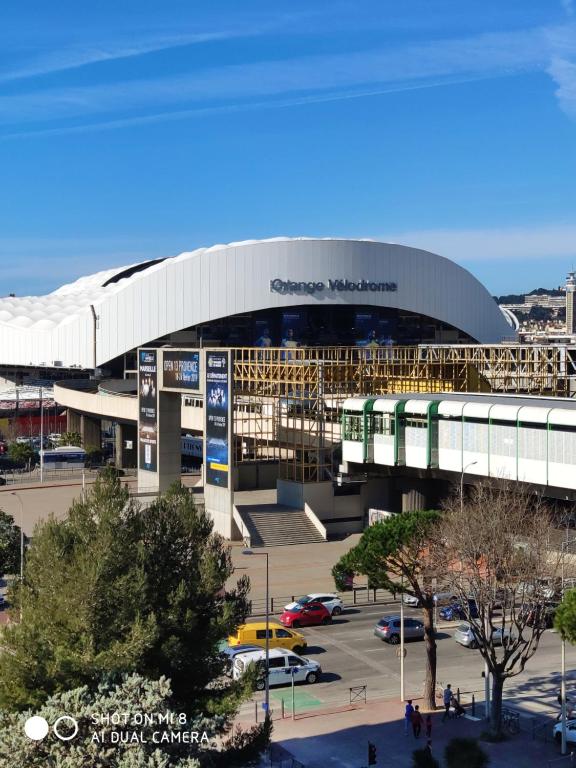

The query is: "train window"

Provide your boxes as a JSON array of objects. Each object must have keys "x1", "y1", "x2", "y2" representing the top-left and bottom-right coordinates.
[
  {"x1": 343, "y1": 414, "x2": 363, "y2": 441},
  {"x1": 373, "y1": 413, "x2": 394, "y2": 436},
  {"x1": 405, "y1": 418, "x2": 427, "y2": 429}
]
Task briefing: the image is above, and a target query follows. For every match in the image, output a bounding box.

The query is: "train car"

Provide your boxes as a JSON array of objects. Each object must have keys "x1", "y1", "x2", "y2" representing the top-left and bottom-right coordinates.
[
  {"x1": 548, "y1": 409, "x2": 576, "y2": 490},
  {"x1": 403, "y1": 399, "x2": 439, "y2": 469},
  {"x1": 488, "y1": 404, "x2": 519, "y2": 481},
  {"x1": 40, "y1": 446, "x2": 86, "y2": 469},
  {"x1": 517, "y1": 406, "x2": 550, "y2": 486},
  {"x1": 341, "y1": 397, "x2": 376, "y2": 464},
  {"x1": 461, "y1": 402, "x2": 491, "y2": 477},
  {"x1": 372, "y1": 399, "x2": 405, "y2": 466},
  {"x1": 437, "y1": 400, "x2": 465, "y2": 472}
]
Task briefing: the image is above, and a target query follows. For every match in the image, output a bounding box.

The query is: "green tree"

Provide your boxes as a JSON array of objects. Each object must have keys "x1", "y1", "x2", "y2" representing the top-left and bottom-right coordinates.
[
  {"x1": 0, "y1": 473, "x2": 251, "y2": 719},
  {"x1": 84, "y1": 444, "x2": 103, "y2": 467},
  {"x1": 7, "y1": 442, "x2": 35, "y2": 466},
  {"x1": 334, "y1": 510, "x2": 441, "y2": 709},
  {"x1": 58, "y1": 431, "x2": 82, "y2": 447},
  {"x1": 0, "y1": 672, "x2": 269, "y2": 767},
  {"x1": 555, "y1": 589, "x2": 576, "y2": 643},
  {"x1": 0, "y1": 510, "x2": 21, "y2": 577},
  {"x1": 444, "y1": 737, "x2": 489, "y2": 768}
]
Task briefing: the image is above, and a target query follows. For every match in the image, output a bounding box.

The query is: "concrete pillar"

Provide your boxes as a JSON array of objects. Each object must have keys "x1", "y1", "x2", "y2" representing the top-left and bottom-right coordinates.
[
  {"x1": 399, "y1": 479, "x2": 434, "y2": 512},
  {"x1": 67, "y1": 409, "x2": 82, "y2": 434},
  {"x1": 138, "y1": 391, "x2": 181, "y2": 492},
  {"x1": 80, "y1": 414, "x2": 101, "y2": 450},
  {"x1": 115, "y1": 423, "x2": 137, "y2": 469}
]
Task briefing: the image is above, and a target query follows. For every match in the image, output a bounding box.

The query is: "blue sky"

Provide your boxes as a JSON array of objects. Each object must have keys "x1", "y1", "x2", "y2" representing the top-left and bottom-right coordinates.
[{"x1": 2, "y1": 0, "x2": 576, "y2": 296}]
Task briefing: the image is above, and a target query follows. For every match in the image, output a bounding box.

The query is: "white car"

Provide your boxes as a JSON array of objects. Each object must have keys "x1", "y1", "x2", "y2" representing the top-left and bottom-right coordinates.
[
  {"x1": 284, "y1": 593, "x2": 344, "y2": 616},
  {"x1": 402, "y1": 591, "x2": 458, "y2": 608},
  {"x1": 454, "y1": 621, "x2": 511, "y2": 649},
  {"x1": 232, "y1": 648, "x2": 322, "y2": 689},
  {"x1": 553, "y1": 719, "x2": 576, "y2": 745}
]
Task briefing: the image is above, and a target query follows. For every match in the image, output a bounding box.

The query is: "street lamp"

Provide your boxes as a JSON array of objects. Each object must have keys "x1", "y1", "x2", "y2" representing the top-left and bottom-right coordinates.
[
  {"x1": 10, "y1": 492, "x2": 24, "y2": 621},
  {"x1": 460, "y1": 461, "x2": 478, "y2": 513},
  {"x1": 243, "y1": 549, "x2": 270, "y2": 717},
  {"x1": 560, "y1": 537, "x2": 576, "y2": 755}
]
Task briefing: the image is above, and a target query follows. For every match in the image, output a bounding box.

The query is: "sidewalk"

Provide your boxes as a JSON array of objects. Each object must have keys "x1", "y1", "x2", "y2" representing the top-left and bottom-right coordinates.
[{"x1": 239, "y1": 695, "x2": 564, "y2": 767}]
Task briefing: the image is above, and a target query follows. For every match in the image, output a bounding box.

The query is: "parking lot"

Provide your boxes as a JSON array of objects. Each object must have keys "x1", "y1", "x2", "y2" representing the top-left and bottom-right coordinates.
[{"x1": 238, "y1": 600, "x2": 576, "y2": 720}]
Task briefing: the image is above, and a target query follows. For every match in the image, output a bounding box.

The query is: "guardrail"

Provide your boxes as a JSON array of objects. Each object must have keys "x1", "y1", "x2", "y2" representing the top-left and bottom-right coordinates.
[{"x1": 248, "y1": 587, "x2": 396, "y2": 616}]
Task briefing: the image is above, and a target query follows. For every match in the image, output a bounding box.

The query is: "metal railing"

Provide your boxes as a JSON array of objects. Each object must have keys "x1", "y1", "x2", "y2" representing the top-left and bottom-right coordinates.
[
  {"x1": 548, "y1": 754, "x2": 576, "y2": 767},
  {"x1": 248, "y1": 587, "x2": 395, "y2": 616}
]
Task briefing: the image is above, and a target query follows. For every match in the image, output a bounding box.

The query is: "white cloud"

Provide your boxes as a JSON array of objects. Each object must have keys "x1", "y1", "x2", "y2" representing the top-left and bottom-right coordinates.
[
  {"x1": 380, "y1": 224, "x2": 576, "y2": 262},
  {"x1": 547, "y1": 57, "x2": 576, "y2": 117},
  {"x1": 0, "y1": 24, "x2": 568, "y2": 129}
]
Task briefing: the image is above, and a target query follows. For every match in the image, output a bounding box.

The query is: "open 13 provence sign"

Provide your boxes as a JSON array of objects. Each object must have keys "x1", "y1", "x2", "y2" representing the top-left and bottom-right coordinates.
[{"x1": 162, "y1": 350, "x2": 200, "y2": 391}]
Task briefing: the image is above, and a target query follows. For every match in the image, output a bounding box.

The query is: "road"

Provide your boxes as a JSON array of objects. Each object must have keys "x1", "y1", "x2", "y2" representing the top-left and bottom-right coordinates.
[{"x1": 238, "y1": 601, "x2": 576, "y2": 720}]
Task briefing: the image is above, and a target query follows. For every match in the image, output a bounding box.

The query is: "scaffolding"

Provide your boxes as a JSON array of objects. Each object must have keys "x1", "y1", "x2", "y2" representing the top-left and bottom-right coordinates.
[{"x1": 231, "y1": 345, "x2": 576, "y2": 483}]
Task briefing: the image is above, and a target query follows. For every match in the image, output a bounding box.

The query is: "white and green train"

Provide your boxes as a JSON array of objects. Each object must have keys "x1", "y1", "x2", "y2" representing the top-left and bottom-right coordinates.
[{"x1": 341, "y1": 394, "x2": 576, "y2": 490}]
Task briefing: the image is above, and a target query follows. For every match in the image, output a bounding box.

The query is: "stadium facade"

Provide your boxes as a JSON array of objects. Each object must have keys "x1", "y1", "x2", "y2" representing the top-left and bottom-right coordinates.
[{"x1": 0, "y1": 238, "x2": 514, "y2": 373}]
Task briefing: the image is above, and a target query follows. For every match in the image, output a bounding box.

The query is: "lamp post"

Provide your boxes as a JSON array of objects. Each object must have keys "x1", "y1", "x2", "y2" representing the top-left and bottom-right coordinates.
[
  {"x1": 460, "y1": 461, "x2": 488, "y2": 717},
  {"x1": 460, "y1": 461, "x2": 478, "y2": 514},
  {"x1": 560, "y1": 537, "x2": 576, "y2": 755},
  {"x1": 400, "y1": 573, "x2": 405, "y2": 702},
  {"x1": 10, "y1": 492, "x2": 24, "y2": 621},
  {"x1": 243, "y1": 549, "x2": 270, "y2": 716}
]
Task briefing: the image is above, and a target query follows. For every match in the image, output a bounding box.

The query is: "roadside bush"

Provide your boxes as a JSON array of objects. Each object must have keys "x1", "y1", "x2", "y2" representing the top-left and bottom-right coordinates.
[
  {"x1": 412, "y1": 746, "x2": 440, "y2": 768},
  {"x1": 444, "y1": 737, "x2": 490, "y2": 768}
]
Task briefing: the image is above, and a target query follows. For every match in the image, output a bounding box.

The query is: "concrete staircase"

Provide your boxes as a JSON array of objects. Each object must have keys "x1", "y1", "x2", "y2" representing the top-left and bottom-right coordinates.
[{"x1": 235, "y1": 503, "x2": 326, "y2": 547}]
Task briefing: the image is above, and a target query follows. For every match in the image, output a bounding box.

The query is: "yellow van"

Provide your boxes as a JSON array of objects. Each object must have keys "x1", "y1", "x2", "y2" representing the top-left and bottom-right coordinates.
[{"x1": 228, "y1": 622, "x2": 307, "y2": 653}]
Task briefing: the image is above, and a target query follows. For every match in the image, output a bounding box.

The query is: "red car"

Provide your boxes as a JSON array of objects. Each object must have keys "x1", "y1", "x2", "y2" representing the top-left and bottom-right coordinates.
[{"x1": 279, "y1": 601, "x2": 332, "y2": 628}]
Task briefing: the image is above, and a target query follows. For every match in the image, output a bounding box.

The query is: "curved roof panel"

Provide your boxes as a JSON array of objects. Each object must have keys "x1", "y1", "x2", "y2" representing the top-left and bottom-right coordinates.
[{"x1": 0, "y1": 237, "x2": 514, "y2": 368}]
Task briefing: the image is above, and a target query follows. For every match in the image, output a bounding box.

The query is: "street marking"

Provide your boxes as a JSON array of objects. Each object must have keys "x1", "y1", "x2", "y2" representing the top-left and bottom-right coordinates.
[{"x1": 305, "y1": 626, "x2": 402, "y2": 681}]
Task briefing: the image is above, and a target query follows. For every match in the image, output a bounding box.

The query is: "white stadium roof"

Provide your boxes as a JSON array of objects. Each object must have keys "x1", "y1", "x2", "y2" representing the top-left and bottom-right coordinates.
[{"x1": 0, "y1": 237, "x2": 514, "y2": 369}]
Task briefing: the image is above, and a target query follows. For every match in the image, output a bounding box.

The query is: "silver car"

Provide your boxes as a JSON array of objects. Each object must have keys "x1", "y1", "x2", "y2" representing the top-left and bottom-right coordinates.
[
  {"x1": 454, "y1": 621, "x2": 510, "y2": 649},
  {"x1": 374, "y1": 615, "x2": 425, "y2": 644}
]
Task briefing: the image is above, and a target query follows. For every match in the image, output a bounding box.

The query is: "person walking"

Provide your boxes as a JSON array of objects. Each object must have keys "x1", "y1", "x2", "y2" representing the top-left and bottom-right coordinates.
[
  {"x1": 442, "y1": 683, "x2": 452, "y2": 722},
  {"x1": 412, "y1": 704, "x2": 423, "y2": 738},
  {"x1": 404, "y1": 700, "x2": 414, "y2": 736},
  {"x1": 425, "y1": 713, "x2": 432, "y2": 738}
]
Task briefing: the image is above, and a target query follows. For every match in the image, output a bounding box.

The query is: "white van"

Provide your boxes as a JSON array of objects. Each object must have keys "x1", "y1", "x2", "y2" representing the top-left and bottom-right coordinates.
[{"x1": 232, "y1": 648, "x2": 322, "y2": 690}]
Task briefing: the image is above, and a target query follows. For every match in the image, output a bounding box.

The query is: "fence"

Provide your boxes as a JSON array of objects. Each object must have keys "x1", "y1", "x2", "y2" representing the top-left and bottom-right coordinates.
[{"x1": 249, "y1": 586, "x2": 396, "y2": 616}]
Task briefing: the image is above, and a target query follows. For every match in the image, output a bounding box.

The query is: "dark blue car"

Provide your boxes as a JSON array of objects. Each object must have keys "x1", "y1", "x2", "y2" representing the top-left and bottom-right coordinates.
[{"x1": 439, "y1": 600, "x2": 478, "y2": 621}]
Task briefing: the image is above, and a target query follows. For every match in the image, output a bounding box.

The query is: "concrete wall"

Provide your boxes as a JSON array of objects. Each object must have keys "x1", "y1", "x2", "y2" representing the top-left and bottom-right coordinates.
[{"x1": 234, "y1": 462, "x2": 279, "y2": 491}]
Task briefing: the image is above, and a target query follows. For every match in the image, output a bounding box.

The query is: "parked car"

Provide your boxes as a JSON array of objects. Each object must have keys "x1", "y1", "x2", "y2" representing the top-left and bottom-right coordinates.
[
  {"x1": 403, "y1": 590, "x2": 458, "y2": 608},
  {"x1": 553, "y1": 719, "x2": 576, "y2": 745},
  {"x1": 279, "y1": 601, "x2": 332, "y2": 628},
  {"x1": 439, "y1": 599, "x2": 478, "y2": 622},
  {"x1": 284, "y1": 593, "x2": 344, "y2": 616},
  {"x1": 374, "y1": 615, "x2": 424, "y2": 644},
  {"x1": 228, "y1": 622, "x2": 307, "y2": 654},
  {"x1": 218, "y1": 644, "x2": 262, "y2": 675},
  {"x1": 232, "y1": 648, "x2": 322, "y2": 689},
  {"x1": 454, "y1": 621, "x2": 511, "y2": 649}
]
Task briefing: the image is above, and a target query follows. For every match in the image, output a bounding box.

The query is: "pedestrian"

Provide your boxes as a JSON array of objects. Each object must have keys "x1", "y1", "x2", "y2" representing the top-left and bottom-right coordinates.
[
  {"x1": 425, "y1": 713, "x2": 432, "y2": 738},
  {"x1": 412, "y1": 704, "x2": 423, "y2": 738},
  {"x1": 442, "y1": 683, "x2": 452, "y2": 722},
  {"x1": 404, "y1": 699, "x2": 414, "y2": 736}
]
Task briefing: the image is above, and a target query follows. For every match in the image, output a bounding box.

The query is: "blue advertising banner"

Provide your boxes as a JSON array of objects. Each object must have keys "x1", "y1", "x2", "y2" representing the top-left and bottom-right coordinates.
[
  {"x1": 138, "y1": 349, "x2": 158, "y2": 472},
  {"x1": 163, "y1": 350, "x2": 200, "y2": 390},
  {"x1": 205, "y1": 351, "x2": 230, "y2": 487}
]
